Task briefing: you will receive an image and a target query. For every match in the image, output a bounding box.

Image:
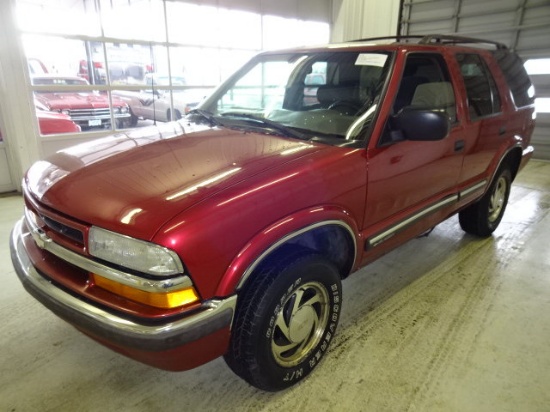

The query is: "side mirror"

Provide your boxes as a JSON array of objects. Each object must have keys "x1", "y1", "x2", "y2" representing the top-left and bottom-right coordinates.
[{"x1": 394, "y1": 109, "x2": 450, "y2": 141}]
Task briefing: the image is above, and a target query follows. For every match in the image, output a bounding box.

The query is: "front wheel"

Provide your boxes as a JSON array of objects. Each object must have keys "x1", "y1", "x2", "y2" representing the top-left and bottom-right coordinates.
[
  {"x1": 459, "y1": 167, "x2": 512, "y2": 237},
  {"x1": 224, "y1": 252, "x2": 342, "y2": 391}
]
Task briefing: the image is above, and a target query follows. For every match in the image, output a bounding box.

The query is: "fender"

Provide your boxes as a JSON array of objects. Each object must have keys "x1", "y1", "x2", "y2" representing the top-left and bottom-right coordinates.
[
  {"x1": 489, "y1": 138, "x2": 529, "y2": 185},
  {"x1": 214, "y1": 205, "x2": 360, "y2": 296},
  {"x1": 460, "y1": 136, "x2": 528, "y2": 205}
]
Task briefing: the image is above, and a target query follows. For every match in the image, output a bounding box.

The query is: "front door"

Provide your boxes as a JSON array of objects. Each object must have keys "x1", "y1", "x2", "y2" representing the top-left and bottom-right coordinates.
[{"x1": 362, "y1": 52, "x2": 464, "y2": 254}]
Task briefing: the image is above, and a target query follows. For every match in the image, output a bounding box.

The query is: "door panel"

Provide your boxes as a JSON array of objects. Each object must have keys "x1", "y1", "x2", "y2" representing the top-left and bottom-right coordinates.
[{"x1": 363, "y1": 52, "x2": 464, "y2": 248}]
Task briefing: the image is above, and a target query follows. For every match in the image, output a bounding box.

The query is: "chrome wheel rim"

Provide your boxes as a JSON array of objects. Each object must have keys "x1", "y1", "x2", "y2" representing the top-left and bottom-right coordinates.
[
  {"x1": 271, "y1": 281, "x2": 330, "y2": 367},
  {"x1": 488, "y1": 176, "x2": 507, "y2": 223}
]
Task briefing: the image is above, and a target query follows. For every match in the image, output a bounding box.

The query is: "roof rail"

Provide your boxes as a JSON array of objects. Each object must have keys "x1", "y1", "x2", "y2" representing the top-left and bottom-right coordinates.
[
  {"x1": 419, "y1": 34, "x2": 508, "y2": 50},
  {"x1": 350, "y1": 35, "x2": 425, "y2": 43},
  {"x1": 349, "y1": 34, "x2": 508, "y2": 50}
]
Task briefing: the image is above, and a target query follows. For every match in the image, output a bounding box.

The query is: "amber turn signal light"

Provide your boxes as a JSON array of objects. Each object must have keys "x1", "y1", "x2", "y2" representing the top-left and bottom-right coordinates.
[{"x1": 91, "y1": 273, "x2": 200, "y2": 309}]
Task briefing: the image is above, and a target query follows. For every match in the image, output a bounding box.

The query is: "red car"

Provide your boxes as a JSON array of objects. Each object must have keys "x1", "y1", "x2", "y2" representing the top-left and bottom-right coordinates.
[
  {"x1": 32, "y1": 75, "x2": 131, "y2": 130},
  {"x1": 0, "y1": 107, "x2": 79, "y2": 141},
  {"x1": 11, "y1": 35, "x2": 535, "y2": 391},
  {"x1": 35, "y1": 101, "x2": 81, "y2": 135},
  {"x1": 37, "y1": 110, "x2": 81, "y2": 134}
]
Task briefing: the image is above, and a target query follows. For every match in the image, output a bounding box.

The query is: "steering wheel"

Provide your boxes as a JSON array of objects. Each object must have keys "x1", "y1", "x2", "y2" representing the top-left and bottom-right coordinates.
[{"x1": 327, "y1": 100, "x2": 362, "y2": 115}]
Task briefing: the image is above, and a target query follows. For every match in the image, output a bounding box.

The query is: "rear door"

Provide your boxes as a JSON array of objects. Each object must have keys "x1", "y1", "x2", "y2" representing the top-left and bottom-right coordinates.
[{"x1": 452, "y1": 51, "x2": 507, "y2": 189}]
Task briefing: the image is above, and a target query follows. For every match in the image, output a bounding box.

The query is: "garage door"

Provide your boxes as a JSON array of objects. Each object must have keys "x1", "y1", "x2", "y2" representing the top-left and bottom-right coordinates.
[{"x1": 399, "y1": 0, "x2": 550, "y2": 160}]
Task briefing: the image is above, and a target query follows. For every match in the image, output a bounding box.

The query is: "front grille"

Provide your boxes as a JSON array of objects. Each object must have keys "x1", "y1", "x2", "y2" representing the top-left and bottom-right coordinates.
[
  {"x1": 41, "y1": 215, "x2": 84, "y2": 244},
  {"x1": 68, "y1": 108, "x2": 111, "y2": 119}
]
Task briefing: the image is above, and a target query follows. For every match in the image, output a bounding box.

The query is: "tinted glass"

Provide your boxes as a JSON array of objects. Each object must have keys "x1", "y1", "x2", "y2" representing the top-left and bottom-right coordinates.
[
  {"x1": 493, "y1": 50, "x2": 535, "y2": 107},
  {"x1": 456, "y1": 54, "x2": 501, "y2": 120}
]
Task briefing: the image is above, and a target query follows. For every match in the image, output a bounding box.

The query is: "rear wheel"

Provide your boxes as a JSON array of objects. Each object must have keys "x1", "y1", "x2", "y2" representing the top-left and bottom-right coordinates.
[
  {"x1": 224, "y1": 251, "x2": 342, "y2": 391},
  {"x1": 167, "y1": 109, "x2": 183, "y2": 121},
  {"x1": 128, "y1": 111, "x2": 138, "y2": 127},
  {"x1": 459, "y1": 166, "x2": 512, "y2": 237}
]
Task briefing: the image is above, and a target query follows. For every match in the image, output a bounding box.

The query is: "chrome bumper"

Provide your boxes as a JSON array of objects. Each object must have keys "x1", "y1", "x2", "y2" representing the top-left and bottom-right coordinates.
[{"x1": 10, "y1": 218, "x2": 236, "y2": 351}]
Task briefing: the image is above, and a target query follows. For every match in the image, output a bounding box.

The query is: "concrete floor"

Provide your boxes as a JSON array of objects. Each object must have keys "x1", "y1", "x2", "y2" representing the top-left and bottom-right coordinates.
[{"x1": 1, "y1": 160, "x2": 549, "y2": 412}]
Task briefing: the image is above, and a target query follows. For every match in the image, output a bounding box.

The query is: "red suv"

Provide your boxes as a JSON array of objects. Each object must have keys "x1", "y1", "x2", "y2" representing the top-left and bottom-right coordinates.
[{"x1": 11, "y1": 35, "x2": 535, "y2": 391}]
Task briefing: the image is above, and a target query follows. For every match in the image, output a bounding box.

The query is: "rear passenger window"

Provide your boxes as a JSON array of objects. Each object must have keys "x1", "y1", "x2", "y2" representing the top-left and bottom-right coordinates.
[
  {"x1": 493, "y1": 51, "x2": 535, "y2": 107},
  {"x1": 456, "y1": 54, "x2": 501, "y2": 120}
]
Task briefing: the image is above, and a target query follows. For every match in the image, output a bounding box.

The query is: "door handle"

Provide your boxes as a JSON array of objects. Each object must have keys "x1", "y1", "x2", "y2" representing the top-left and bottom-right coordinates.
[
  {"x1": 499, "y1": 126, "x2": 506, "y2": 136},
  {"x1": 454, "y1": 139, "x2": 465, "y2": 152}
]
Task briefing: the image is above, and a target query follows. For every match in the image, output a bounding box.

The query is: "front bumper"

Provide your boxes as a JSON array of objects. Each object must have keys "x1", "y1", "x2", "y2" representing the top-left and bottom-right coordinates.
[{"x1": 10, "y1": 218, "x2": 236, "y2": 356}]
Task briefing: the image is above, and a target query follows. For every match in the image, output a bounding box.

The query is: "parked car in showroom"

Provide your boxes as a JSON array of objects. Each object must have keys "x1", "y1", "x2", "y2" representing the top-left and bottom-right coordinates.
[
  {"x1": 0, "y1": 103, "x2": 80, "y2": 140},
  {"x1": 114, "y1": 88, "x2": 203, "y2": 125},
  {"x1": 32, "y1": 75, "x2": 131, "y2": 130},
  {"x1": 11, "y1": 35, "x2": 535, "y2": 391},
  {"x1": 35, "y1": 106, "x2": 81, "y2": 135}
]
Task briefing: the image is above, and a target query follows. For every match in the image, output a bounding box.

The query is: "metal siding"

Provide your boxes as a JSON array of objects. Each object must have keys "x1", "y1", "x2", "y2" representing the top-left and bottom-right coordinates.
[{"x1": 400, "y1": 0, "x2": 550, "y2": 160}]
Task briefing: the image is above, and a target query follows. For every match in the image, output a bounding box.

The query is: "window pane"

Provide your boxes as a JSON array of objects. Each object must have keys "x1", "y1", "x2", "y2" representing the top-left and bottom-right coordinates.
[
  {"x1": 263, "y1": 16, "x2": 300, "y2": 50},
  {"x1": 220, "y1": 49, "x2": 256, "y2": 82},
  {"x1": 299, "y1": 21, "x2": 331, "y2": 46},
  {"x1": 263, "y1": 16, "x2": 330, "y2": 50},
  {"x1": 105, "y1": 43, "x2": 167, "y2": 86},
  {"x1": 393, "y1": 54, "x2": 456, "y2": 121},
  {"x1": 218, "y1": 9, "x2": 262, "y2": 50},
  {"x1": 457, "y1": 54, "x2": 501, "y2": 120},
  {"x1": 17, "y1": 0, "x2": 100, "y2": 36},
  {"x1": 216, "y1": 59, "x2": 294, "y2": 113},
  {"x1": 100, "y1": 0, "x2": 165, "y2": 42},
  {"x1": 494, "y1": 51, "x2": 535, "y2": 107},
  {"x1": 23, "y1": 35, "x2": 89, "y2": 77},
  {"x1": 169, "y1": 47, "x2": 220, "y2": 86},
  {"x1": 166, "y1": 3, "x2": 219, "y2": 47}
]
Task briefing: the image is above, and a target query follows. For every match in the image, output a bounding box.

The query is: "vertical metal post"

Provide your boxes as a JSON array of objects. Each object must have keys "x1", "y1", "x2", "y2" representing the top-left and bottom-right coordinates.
[
  {"x1": 452, "y1": 0, "x2": 463, "y2": 33},
  {"x1": 511, "y1": 0, "x2": 528, "y2": 52}
]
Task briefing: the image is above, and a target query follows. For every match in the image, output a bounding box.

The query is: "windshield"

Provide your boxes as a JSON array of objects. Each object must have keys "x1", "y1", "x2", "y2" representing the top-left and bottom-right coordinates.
[{"x1": 197, "y1": 51, "x2": 392, "y2": 143}]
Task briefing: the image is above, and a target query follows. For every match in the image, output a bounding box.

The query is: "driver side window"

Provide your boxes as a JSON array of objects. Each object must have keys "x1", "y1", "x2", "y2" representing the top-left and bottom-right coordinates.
[{"x1": 381, "y1": 53, "x2": 456, "y2": 145}]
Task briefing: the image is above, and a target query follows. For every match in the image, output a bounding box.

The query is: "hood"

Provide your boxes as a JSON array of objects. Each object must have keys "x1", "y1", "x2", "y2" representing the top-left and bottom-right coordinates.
[
  {"x1": 36, "y1": 92, "x2": 126, "y2": 109},
  {"x1": 26, "y1": 122, "x2": 325, "y2": 240}
]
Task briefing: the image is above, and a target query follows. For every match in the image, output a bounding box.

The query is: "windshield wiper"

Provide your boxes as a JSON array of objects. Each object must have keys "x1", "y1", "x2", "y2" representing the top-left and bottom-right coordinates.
[
  {"x1": 186, "y1": 109, "x2": 220, "y2": 127},
  {"x1": 220, "y1": 112, "x2": 307, "y2": 140}
]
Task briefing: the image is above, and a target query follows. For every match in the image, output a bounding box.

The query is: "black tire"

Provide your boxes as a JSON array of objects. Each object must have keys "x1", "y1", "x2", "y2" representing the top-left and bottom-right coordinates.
[
  {"x1": 224, "y1": 251, "x2": 342, "y2": 391},
  {"x1": 459, "y1": 166, "x2": 512, "y2": 237},
  {"x1": 167, "y1": 109, "x2": 182, "y2": 121},
  {"x1": 129, "y1": 111, "x2": 138, "y2": 127}
]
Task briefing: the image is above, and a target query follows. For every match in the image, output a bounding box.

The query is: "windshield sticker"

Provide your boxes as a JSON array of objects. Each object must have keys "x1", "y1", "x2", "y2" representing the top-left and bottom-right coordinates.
[{"x1": 355, "y1": 54, "x2": 387, "y2": 67}]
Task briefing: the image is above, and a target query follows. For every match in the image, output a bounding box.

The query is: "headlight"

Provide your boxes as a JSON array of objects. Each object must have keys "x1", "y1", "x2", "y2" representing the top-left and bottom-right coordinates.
[
  {"x1": 61, "y1": 109, "x2": 70, "y2": 115},
  {"x1": 89, "y1": 226, "x2": 183, "y2": 276}
]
